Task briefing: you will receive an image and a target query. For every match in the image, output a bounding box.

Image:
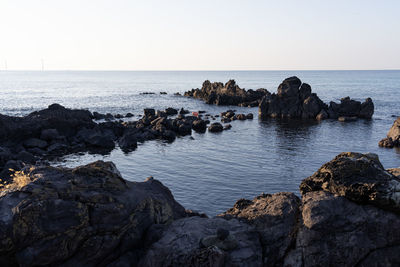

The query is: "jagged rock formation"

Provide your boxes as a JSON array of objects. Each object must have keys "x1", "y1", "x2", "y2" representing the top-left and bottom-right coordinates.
[
  {"x1": 141, "y1": 152, "x2": 400, "y2": 267},
  {"x1": 184, "y1": 80, "x2": 269, "y2": 107},
  {"x1": 379, "y1": 117, "x2": 400, "y2": 148},
  {"x1": 1, "y1": 152, "x2": 400, "y2": 266},
  {"x1": 259, "y1": 76, "x2": 374, "y2": 120},
  {"x1": 0, "y1": 161, "x2": 186, "y2": 266},
  {"x1": 0, "y1": 104, "x2": 226, "y2": 185}
]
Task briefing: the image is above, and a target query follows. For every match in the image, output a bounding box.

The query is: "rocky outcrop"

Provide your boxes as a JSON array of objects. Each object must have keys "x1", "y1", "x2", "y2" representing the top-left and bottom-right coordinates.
[
  {"x1": 184, "y1": 80, "x2": 268, "y2": 107},
  {"x1": 284, "y1": 190, "x2": 400, "y2": 267},
  {"x1": 0, "y1": 104, "x2": 237, "y2": 185},
  {"x1": 0, "y1": 161, "x2": 186, "y2": 266},
  {"x1": 219, "y1": 192, "x2": 300, "y2": 266},
  {"x1": 140, "y1": 217, "x2": 262, "y2": 266},
  {"x1": 1, "y1": 152, "x2": 400, "y2": 266},
  {"x1": 142, "y1": 152, "x2": 400, "y2": 266},
  {"x1": 259, "y1": 77, "x2": 374, "y2": 120},
  {"x1": 379, "y1": 117, "x2": 400, "y2": 148},
  {"x1": 300, "y1": 152, "x2": 400, "y2": 213}
]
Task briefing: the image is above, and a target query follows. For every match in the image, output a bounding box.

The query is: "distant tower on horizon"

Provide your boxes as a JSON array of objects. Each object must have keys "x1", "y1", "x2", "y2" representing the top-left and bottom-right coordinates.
[{"x1": 41, "y1": 59, "x2": 44, "y2": 71}]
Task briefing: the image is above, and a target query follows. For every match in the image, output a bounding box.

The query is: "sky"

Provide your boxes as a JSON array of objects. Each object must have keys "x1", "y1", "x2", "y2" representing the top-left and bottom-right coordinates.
[{"x1": 0, "y1": 0, "x2": 399, "y2": 70}]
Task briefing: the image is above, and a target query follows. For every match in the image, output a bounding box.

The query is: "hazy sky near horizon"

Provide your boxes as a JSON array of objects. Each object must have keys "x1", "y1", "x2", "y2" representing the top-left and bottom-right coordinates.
[{"x1": 0, "y1": 0, "x2": 399, "y2": 70}]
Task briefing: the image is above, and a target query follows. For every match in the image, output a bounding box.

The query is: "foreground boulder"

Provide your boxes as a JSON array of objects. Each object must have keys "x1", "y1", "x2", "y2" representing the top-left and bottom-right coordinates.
[
  {"x1": 379, "y1": 117, "x2": 400, "y2": 148},
  {"x1": 140, "y1": 217, "x2": 262, "y2": 266},
  {"x1": 141, "y1": 192, "x2": 299, "y2": 267},
  {"x1": 258, "y1": 77, "x2": 374, "y2": 120},
  {"x1": 284, "y1": 190, "x2": 400, "y2": 266},
  {"x1": 300, "y1": 152, "x2": 400, "y2": 213},
  {"x1": 184, "y1": 80, "x2": 268, "y2": 107},
  {"x1": 0, "y1": 161, "x2": 186, "y2": 266},
  {"x1": 219, "y1": 192, "x2": 300, "y2": 266}
]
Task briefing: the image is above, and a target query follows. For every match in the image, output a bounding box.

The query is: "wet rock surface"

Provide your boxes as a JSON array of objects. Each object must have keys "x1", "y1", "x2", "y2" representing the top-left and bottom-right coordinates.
[
  {"x1": 184, "y1": 79, "x2": 268, "y2": 107},
  {"x1": 258, "y1": 76, "x2": 374, "y2": 120}
]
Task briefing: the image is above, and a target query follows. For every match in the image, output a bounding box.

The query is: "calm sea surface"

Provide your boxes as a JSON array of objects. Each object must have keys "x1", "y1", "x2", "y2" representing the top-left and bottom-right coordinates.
[{"x1": 0, "y1": 70, "x2": 399, "y2": 215}]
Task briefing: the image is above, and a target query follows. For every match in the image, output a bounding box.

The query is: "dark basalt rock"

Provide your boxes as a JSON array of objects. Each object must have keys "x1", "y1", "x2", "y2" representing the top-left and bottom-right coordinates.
[
  {"x1": 140, "y1": 216, "x2": 262, "y2": 266},
  {"x1": 192, "y1": 119, "x2": 207, "y2": 133},
  {"x1": 179, "y1": 108, "x2": 189, "y2": 115},
  {"x1": 284, "y1": 190, "x2": 400, "y2": 267},
  {"x1": 300, "y1": 152, "x2": 400, "y2": 213},
  {"x1": 208, "y1": 122, "x2": 223, "y2": 133},
  {"x1": 259, "y1": 77, "x2": 327, "y2": 119},
  {"x1": 1, "y1": 152, "x2": 400, "y2": 266},
  {"x1": 219, "y1": 192, "x2": 300, "y2": 266},
  {"x1": 184, "y1": 80, "x2": 268, "y2": 106},
  {"x1": 144, "y1": 108, "x2": 156, "y2": 117},
  {"x1": 0, "y1": 104, "x2": 235, "y2": 185},
  {"x1": 165, "y1": 107, "x2": 178, "y2": 116},
  {"x1": 328, "y1": 96, "x2": 374, "y2": 120},
  {"x1": 0, "y1": 161, "x2": 186, "y2": 266},
  {"x1": 40, "y1": 129, "x2": 60, "y2": 141},
  {"x1": 379, "y1": 117, "x2": 400, "y2": 148},
  {"x1": 118, "y1": 130, "x2": 138, "y2": 152},
  {"x1": 258, "y1": 77, "x2": 374, "y2": 120}
]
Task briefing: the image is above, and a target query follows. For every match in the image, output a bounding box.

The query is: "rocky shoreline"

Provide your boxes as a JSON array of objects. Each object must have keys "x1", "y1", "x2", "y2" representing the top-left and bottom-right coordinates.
[
  {"x1": 0, "y1": 152, "x2": 399, "y2": 266},
  {"x1": 184, "y1": 76, "x2": 375, "y2": 121},
  {"x1": 0, "y1": 104, "x2": 244, "y2": 186},
  {"x1": 0, "y1": 77, "x2": 397, "y2": 266}
]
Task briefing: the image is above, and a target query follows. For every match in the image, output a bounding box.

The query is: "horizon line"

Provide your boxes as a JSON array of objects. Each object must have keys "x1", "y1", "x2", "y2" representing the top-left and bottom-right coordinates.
[{"x1": 1, "y1": 69, "x2": 400, "y2": 72}]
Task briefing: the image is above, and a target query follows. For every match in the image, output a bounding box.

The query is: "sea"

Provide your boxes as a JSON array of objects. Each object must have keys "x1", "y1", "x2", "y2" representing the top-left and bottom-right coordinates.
[{"x1": 0, "y1": 70, "x2": 399, "y2": 215}]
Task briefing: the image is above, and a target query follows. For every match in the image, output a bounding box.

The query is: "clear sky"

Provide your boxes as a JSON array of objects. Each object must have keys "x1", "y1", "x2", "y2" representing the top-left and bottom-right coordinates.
[{"x1": 0, "y1": 0, "x2": 399, "y2": 70}]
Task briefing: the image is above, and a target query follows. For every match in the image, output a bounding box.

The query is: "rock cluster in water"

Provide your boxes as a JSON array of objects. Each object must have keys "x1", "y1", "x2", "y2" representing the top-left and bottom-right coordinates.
[
  {"x1": 379, "y1": 117, "x2": 400, "y2": 148},
  {"x1": 184, "y1": 76, "x2": 375, "y2": 121},
  {"x1": 259, "y1": 76, "x2": 374, "y2": 120},
  {"x1": 184, "y1": 80, "x2": 269, "y2": 107},
  {"x1": 1, "y1": 152, "x2": 399, "y2": 266},
  {"x1": 0, "y1": 104, "x2": 237, "y2": 186}
]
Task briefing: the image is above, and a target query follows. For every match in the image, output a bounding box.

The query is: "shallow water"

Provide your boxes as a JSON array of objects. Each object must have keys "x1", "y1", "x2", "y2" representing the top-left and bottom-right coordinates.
[{"x1": 1, "y1": 70, "x2": 399, "y2": 215}]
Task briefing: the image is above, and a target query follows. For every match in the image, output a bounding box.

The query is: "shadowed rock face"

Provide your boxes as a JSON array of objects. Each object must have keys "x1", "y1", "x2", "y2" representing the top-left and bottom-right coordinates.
[
  {"x1": 219, "y1": 192, "x2": 300, "y2": 266},
  {"x1": 140, "y1": 217, "x2": 262, "y2": 266},
  {"x1": 258, "y1": 76, "x2": 374, "y2": 120},
  {"x1": 379, "y1": 117, "x2": 400, "y2": 148},
  {"x1": 284, "y1": 190, "x2": 400, "y2": 267},
  {"x1": 184, "y1": 80, "x2": 269, "y2": 107},
  {"x1": 0, "y1": 161, "x2": 186, "y2": 266}
]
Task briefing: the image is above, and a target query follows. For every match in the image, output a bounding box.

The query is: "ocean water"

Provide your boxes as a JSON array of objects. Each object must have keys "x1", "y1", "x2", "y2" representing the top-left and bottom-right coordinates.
[{"x1": 0, "y1": 70, "x2": 399, "y2": 215}]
